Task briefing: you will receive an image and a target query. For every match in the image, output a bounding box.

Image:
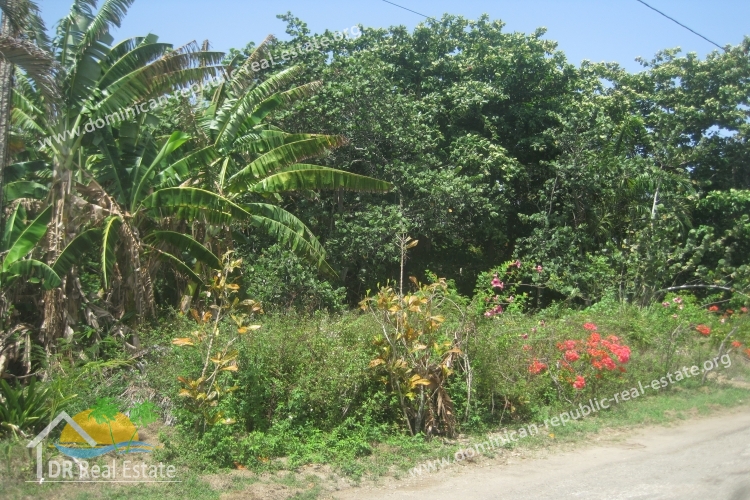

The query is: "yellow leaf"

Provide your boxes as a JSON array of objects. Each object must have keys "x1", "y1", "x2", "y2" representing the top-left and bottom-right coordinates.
[
  {"x1": 405, "y1": 239, "x2": 419, "y2": 249},
  {"x1": 190, "y1": 309, "x2": 201, "y2": 323},
  {"x1": 237, "y1": 327, "x2": 248, "y2": 334},
  {"x1": 172, "y1": 338, "x2": 194, "y2": 346},
  {"x1": 369, "y1": 358, "x2": 385, "y2": 368},
  {"x1": 178, "y1": 389, "x2": 192, "y2": 397},
  {"x1": 221, "y1": 364, "x2": 239, "y2": 372}
]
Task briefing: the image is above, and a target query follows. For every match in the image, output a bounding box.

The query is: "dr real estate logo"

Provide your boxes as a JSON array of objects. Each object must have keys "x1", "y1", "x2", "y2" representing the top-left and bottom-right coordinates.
[{"x1": 26, "y1": 399, "x2": 178, "y2": 483}]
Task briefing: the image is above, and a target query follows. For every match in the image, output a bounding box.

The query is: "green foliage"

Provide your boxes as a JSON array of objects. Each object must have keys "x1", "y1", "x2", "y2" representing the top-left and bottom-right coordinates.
[
  {"x1": 0, "y1": 377, "x2": 70, "y2": 438},
  {"x1": 172, "y1": 252, "x2": 263, "y2": 430},
  {"x1": 241, "y1": 244, "x2": 346, "y2": 313}
]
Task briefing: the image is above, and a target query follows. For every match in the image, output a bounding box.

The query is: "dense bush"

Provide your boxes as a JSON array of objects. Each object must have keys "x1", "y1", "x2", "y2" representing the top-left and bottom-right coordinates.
[{"x1": 240, "y1": 245, "x2": 347, "y2": 314}]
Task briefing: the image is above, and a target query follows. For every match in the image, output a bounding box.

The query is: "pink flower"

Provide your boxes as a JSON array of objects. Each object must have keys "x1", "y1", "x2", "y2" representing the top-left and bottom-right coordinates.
[
  {"x1": 508, "y1": 296, "x2": 514, "y2": 303},
  {"x1": 531, "y1": 327, "x2": 537, "y2": 333},
  {"x1": 673, "y1": 297, "x2": 683, "y2": 304},
  {"x1": 493, "y1": 304, "x2": 504, "y2": 314},
  {"x1": 583, "y1": 323, "x2": 598, "y2": 331},
  {"x1": 484, "y1": 311, "x2": 493, "y2": 318},
  {"x1": 572, "y1": 375, "x2": 586, "y2": 390},
  {"x1": 521, "y1": 333, "x2": 529, "y2": 339},
  {"x1": 514, "y1": 260, "x2": 522, "y2": 268},
  {"x1": 662, "y1": 302, "x2": 670, "y2": 307},
  {"x1": 536, "y1": 265, "x2": 543, "y2": 273}
]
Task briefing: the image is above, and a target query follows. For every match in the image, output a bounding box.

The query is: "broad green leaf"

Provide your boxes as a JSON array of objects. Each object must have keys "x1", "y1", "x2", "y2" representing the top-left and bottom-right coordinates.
[
  {"x1": 3, "y1": 259, "x2": 61, "y2": 289},
  {"x1": 146, "y1": 231, "x2": 221, "y2": 269},
  {"x1": 53, "y1": 228, "x2": 102, "y2": 277},
  {"x1": 3, "y1": 205, "x2": 51, "y2": 271},
  {"x1": 251, "y1": 167, "x2": 393, "y2": 194}
]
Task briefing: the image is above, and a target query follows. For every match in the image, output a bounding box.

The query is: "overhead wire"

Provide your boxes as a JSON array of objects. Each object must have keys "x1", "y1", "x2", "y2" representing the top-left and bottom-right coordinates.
[
  {"x1": 381, "y1": 0, "x2": 430, "y2": 19},
  {"x1": 634, "y1": 0, "x2": 726, "y2": 52}
]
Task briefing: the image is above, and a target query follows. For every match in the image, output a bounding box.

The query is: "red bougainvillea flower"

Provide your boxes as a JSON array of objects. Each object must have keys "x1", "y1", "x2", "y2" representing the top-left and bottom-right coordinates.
[
  {"x1": 583, "y1": 323, "x2": 598, "y2": 331},
  {"x1": 536, "y1": 265, "x2": 543, "y2": 273},
  {"x1": 696, "y1": 325, "x2": 711, "y2": 336},
  {"x1": 615, "y1": 347, "x2": 630, "y2": 363},
  {"x1": 572, "y1": 376, "x2": 586, "y2": 390},
  {"x1": 564, "y1": 350, "x2": 580, "y2": 362},
  {"x1": 557, "y1": 340, "x2": 577, "y2": 351},
  {"x1": 522, "y1": 345, "x2": 532, "y2": 351},
  {"x1": 601, "y1": 357, "x2": 616, "y2": 371},
  {"x1": 528, "y1": 359, "x2": 547, "y2": 374},
  {"x1": 708, "y1": 305, "x2": 720, "y2": 312},
  {"x1": 741, "y1": 307, "x2": 748, "y2": 313},
  {"x1": 731, "y1": 341, "x2": 742, "y2": 348}
]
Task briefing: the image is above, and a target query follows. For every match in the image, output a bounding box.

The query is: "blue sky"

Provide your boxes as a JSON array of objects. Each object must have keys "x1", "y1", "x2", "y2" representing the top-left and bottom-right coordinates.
[{"x1": 39, "y1": 0, "x2": 749, "y2": 72}]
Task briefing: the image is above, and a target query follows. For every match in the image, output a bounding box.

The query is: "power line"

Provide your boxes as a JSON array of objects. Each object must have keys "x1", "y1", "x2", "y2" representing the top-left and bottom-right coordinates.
[
  {"x1": 634, "y1": 0, "x2": 726, "y2": 52},
  {"x1": 381, "y1": 0, "x2": 429, "y2": 19}
]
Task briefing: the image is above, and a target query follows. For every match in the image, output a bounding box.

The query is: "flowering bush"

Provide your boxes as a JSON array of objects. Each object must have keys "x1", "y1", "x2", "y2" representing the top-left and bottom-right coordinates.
[
  {"x1": 475, "y1": 259, "x2": 547, "y2": 317},
  {"x1": 526, "y1": 323, "x2": 632, "y2": 391}
]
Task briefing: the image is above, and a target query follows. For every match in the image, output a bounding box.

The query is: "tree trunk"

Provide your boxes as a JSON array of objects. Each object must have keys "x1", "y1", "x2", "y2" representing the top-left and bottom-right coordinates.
[
  {"x1": 40, "y1": 169, "x2": 71, "y2": 345},
  {"x1": 0, "y1": 4, "x2": 16, "y2": 230}
]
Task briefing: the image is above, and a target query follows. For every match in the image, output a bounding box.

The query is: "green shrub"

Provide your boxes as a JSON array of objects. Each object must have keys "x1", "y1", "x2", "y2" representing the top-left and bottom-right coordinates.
[{"x1": 241, "y1": 245, "x2": 346, "y2": 314}]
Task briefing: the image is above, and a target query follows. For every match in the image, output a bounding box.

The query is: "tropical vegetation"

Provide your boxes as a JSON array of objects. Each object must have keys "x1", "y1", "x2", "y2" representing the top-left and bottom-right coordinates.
[{"x1": 0, "y1": 1, "x2": 748, "y2": 497}]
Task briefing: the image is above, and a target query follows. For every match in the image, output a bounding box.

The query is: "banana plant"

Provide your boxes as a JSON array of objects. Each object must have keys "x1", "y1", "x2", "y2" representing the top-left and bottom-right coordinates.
[
  {"x1": 183, "y1": 37, "x2": 393, "y2": 270},
  {"x1": 0, "y1": 204, "x2": 59, "y2": 289},
  {"x1": 9, "y1": 0, "x2": 225, "y2": 340}
]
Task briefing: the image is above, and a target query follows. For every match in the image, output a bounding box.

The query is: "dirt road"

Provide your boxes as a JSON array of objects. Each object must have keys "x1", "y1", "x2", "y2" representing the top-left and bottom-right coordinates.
[{"x1": 334, "y1": 408, "x2": 750, "y2": 500}]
